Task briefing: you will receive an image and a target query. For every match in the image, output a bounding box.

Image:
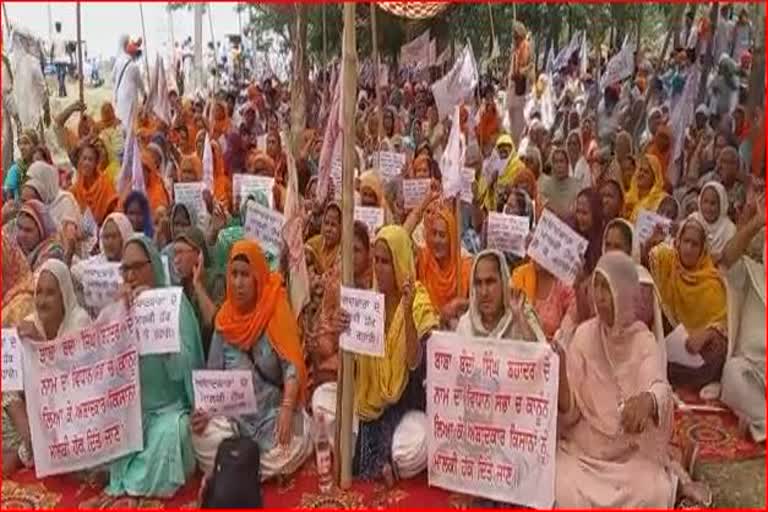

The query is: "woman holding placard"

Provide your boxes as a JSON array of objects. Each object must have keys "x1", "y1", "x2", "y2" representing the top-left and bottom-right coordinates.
[
  {"x1": 99, "y1": 234, "x2": 204, "y2": 497},
  {"x1": 6, "y1": 260, "x2": 91, "y2": 477},
  {"x1": 191, "y1": 240, "x2": 311, "y2": 482},
  {"x1": 353, "y1": 225, "x2": 439, "y2": 484},
  {"x1": 555, "y1": 252, "x2": 676, "y2": 508}
]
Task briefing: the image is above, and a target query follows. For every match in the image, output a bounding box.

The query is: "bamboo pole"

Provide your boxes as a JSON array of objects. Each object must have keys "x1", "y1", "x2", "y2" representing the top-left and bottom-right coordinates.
[
  {"x1": 76, "y1": 2, "x2": 84, "y2": 104},
  {"x1": 371, "y1": 4, "x2": 383, "y2": 155},
  {"x1": 335, "y1": 1, "x2": 357, "y2": 491},
  {"x1": 487, "y1": 3, "x2": 496, "y2": 60},
  {"x1": 2, "y1": 3, "x2": 11, "y2": 34},
  {"x1": 208, "y1": 2, "x2": 218, "y2": 92},
  {"x1": 139, "y1": 3, "x2": 151, "y2": 82}
]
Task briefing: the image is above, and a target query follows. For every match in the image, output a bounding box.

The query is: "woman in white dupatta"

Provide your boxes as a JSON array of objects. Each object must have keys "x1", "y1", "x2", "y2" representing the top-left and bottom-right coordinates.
[
  {"x1": 22, "y1": 162, "x2": 81, "y2": 230},
  {"x1": 5, "y1": 260, "x2": 91, "y2": 475},
  {"x1": 456, "y1": 249, "x2": 545, "y2": 342},
  {"x1": 693, "y1": 181, "x2": 736, "y2": 263}
]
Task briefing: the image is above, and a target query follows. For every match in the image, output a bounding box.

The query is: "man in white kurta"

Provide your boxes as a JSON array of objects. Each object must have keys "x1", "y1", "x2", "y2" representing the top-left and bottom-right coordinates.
[{"x1": 112, "y1": 35, "x2": 145, "y2": 132}]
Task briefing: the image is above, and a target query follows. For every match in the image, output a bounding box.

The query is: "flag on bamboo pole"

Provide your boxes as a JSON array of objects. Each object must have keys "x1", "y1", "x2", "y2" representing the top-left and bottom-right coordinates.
[
  {"x1": 202, "y1": 133, "x2": 214, "y2": 192},
  {"x1": 148, "y1": 53, "x2": 172, "y2": 126},
  {"x1": 431, "y1": 41, "x2": 478, "y2": 121},
  {"x1": 440, "y1": 105, "x2": 465, "y2": 199},
  {"x1": 281, "y1": 151, "x2": 310, "y2": 318},
  {"x1": 316, "y1": 76, "x2": 341, "y2": 205}
]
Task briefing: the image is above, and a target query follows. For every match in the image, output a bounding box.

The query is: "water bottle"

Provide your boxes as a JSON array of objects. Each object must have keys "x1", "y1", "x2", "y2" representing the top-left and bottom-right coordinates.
[{"x1": 314, "y1": 413, "x2": 334, "y2": 493}]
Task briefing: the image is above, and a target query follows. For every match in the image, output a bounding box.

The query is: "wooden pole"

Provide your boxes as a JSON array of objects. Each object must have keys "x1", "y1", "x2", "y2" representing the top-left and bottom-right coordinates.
[
  {"x1": 194, "y1": 3, "x2": 204, "y2": 91},
  {"x1": 76, "y1": 2, "x2": 84, "y2": 104},
  {"x1": 371, "y1": 4, "x2": 383, "y2": 154},
  {"x1": 2, "y1": 3, "x2": 11, "y2": 34},
  {"x1": 322, "y1": 4, "x2": 328, "y2": 97},
  {"x1": 335, "y1": 1, "x2": 357, "y2": 491},
  {"x1": 487, "y1": 2, "x2": 496, "y2": 59},
  {"x1": 139, "y1": 3, "x2": 151, "y2": 82}
]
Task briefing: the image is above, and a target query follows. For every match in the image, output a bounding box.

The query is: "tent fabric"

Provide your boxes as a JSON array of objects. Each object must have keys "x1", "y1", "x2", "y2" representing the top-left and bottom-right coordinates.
[{"x1": 378, "y1": 2, "x2": 448, "y2": 20}]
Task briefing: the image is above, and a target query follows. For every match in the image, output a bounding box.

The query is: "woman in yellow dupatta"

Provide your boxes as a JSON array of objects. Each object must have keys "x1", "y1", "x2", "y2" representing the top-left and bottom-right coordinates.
[
  {"x1": 96, "y1": 102, "x2": 125, "y2": 184},
  {"x1": 416, "y1": 206, "x2": 472, "y2": 326},
  {"x1": 647, "y1": 215, "x2": 728, "y2": 392},
  {"x1": 306, "y1": 203, "x2": 342, "y2": 275},
  {"x1": 359, "y1": 170, "x2": 394, "y2": 225},
  {"x1": 624, "y1": 154, "x2": 667, "y2": 223},
  {"x1": 354, "y1": 225, "x2": 439, "y2": 482}
]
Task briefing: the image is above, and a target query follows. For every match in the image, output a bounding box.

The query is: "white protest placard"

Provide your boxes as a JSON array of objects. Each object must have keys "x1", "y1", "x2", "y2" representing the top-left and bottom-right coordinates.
[
  {"x1": 132, "y1": 287, "x2": 183, "y2": 355},
  {"x1": 487, "y1": 212, "x2": 530, "y2": 258},
  {"x1": 635, "y1": 209, "x2": 673, "y2": 248},
  {"x1": 461, "y1": 167, "x2": 475, "y2": 204},
  {"x1": 403, "y1": 178, "x2": 432, "y2": 210},
  {"x1": 174, "y1": 182, "x2": 210, "y2": 229},
  {"x1": 527, "y1": 209, "x2": 588, "y2": 286},
  {"x1": 244, "y1": 200, "x2": 286, "y2": 257},
  {"x1": 427, "y1": 331, "x2": 559, "y2": 508},
  {"x1": 354, "y1": 206, "x2": 384, "y2": 237},
  {"x1": 232, "y1": 174, "x2": 275, "y2": 210},
  {"x1": 81, "y1": 261, "x2": 123, "y2": 311},
  {"x1": 339, "y1": 287, "x2": 385, "y2": 357},
  {"x1": 193, "y1": 370, "x2": 259, "y2": 417},
  {"x1": 373, "y1": 151, "x2": 406, "y2": 181},
  {"x1": 22, "y1": 319, "x2": 143, "y2": 478},
  {"x1": 330, "y1": 154, "x2": 343, "y2": 201},
  {"x1": 2, "y1": 328, "x2": 23, "y2": 391}
]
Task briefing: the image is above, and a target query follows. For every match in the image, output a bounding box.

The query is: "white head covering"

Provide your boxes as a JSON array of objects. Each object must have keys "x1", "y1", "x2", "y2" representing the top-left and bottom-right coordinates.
[
  {"x1": 99, "y1": 212, "x2": 134, "y2": 256},
  {"x1": 31, "y1": 259, "x2": 91, "y2": 337},
  {"x1": 25, "y1": 161, "x2": 82, "y2": 229},
  {"x1": 693, "y1": 181, "x2": 736, "y2": 259},
  {"x1": 457, "y1": 250, "x2": 514, "y2": 338}
]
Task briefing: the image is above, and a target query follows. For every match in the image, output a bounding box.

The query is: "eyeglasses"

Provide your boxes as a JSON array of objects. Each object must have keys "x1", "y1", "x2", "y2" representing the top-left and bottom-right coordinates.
[{"x1": 120, "y1": 260, "x2": 151, "y2": 276}]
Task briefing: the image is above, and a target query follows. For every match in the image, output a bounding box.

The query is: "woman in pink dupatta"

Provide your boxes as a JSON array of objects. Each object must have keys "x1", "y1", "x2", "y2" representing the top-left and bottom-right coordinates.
[{"x1": 555, "y1": 252, "x2": 676, "y2": 508}]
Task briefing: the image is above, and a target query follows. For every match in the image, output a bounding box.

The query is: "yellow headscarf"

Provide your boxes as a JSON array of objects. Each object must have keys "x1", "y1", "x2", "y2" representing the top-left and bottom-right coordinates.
[
  {"x1": 355, "y1": 225, "x2": 439, "y2": 421},
  {"x1": 624, "y1": 154, "x2": 667, "y2": 223},
  {"x1": 477, "y1": 133, "x2": 523, "y2": 211},
  {"x1": 359, "y1": 169, "x2": 393, "y2": 224},
  {"x1": 649, "y1": 216, "x2": 727, "y2": 332}
]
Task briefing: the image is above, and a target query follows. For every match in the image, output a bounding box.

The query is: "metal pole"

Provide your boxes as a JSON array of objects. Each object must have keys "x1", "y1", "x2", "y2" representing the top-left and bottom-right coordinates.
[
  {"x1": 335, "y1": 1, "x2": 357, "y2": 491},
  {"x1": 76, "y1": 2, "x2": 84, "y2": 104}
]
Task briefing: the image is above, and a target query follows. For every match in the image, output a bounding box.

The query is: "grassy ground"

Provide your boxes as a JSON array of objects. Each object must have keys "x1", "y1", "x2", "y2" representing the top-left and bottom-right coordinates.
[{"x1": 698, "y1": 457, "x2": 765, "y2": 508}]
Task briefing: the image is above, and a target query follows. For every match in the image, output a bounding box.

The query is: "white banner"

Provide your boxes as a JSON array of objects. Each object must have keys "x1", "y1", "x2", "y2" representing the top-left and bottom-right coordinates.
[
  {"x1": 193, "y1": 370, "x2": 259, "y2": 417},
  {"x1": 372, "y1": 151, "x2": 406, "y2": 181},
  {"x1": 427, "y1": 331, "x2": 558, "y2": 508},
  {"x1": 354, "y1": 206, "x2": 385, "y2": 237},
  {"x1": 431, "y1": 43, "x2": 479, "y2": 121},
  {"x1": 487, "y1": 212, "x2": 530, "y2": 258},
  {"x1": 527, "y1": 210, "x2": 588, "y2": 286},
  {"x1": 81, "y1": 261, "x2": 123, "y2": 312},
  {"x1": 132, "y1": 287, "x2": 183, "y2": 355},
  {"x1": 232, "y1": 174, "x2": 275, "y2": 210},
  {"x1": 23, "y1": 319, "x2": 143, "y2": 478},
  {"x1": 244, "y1": 200, "x2": 286, "y2": 257},
  {"x1": 173, "y1": 182, "x2": 210, "y2": 229},
  {"x1": 2, "y1": 328, "x2": 23, "y2": 391},
  {"x1": 403, "y1": 178, "x2": 432, "y2": 210},
  {"x1": 339, "y1": 287, "x2": 385, "y2": 357},
  {"x1": 634, "y1": 209, "x2": 673, "y2": 248}
]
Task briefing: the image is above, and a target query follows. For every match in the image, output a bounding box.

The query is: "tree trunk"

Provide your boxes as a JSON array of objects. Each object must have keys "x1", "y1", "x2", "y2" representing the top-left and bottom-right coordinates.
[{"x1": 289, "y1": 3, "x2": 307, "y2": 157}]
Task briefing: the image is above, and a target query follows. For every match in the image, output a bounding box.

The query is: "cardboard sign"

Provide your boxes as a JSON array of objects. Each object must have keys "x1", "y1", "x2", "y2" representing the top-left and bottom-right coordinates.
[
  {"x1": 372, "y1": 151, "x2": 406, "y2": 181},
  {"x1": 132, "y1": 287, "x2": 183, "y2": 355},
  {"x1": 232, "y1": 174, "x2": 275, "y2": 210},
  {"x1": 339, "y1": 287, "x2": 385, "y2": 357},
  {"x1": 23, "y1": 319, "x2": 143, "y2": 478},
  {"x1": 2, "y1": 328, "x2": 23, "y2": 391},
  {"x1": 193, "y1": 370, "x2": 259, "y2": 416},
  {"x1": 354, "y1": 206, "x2": 385, "y2": 237},
  {"x1": 174, "y1": 182, "x2": 210, "y2": 229},
  {"x1": 527, "y1": 210, "x2": 588, "y2": 286},
  {"x1": 427, "y1": 331, "x2": 558, "y2": 508},
  {"x1": 635, "y1": 209, "x2": 673, "y2": 248},
  {"x1": 244, "y1": 200, "x2": 286, "y2": 257},
  {"x1": 403, "y1": 178, "x2": 432, "y2": 210},
  {"x1": 81, "y1": 261, "x2": 123, "y2": 312},
  {"x1": 487, "y1": 212, "x2": 530, "y2": 258},
  {"x1": 461, "y1": 167, "x2": 475, "y2": 204}
]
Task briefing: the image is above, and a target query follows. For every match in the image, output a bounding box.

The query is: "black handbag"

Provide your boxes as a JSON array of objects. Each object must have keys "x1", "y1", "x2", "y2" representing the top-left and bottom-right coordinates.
[{"x1": 201, "y1": 436, "x2": 263, "y2": 509}]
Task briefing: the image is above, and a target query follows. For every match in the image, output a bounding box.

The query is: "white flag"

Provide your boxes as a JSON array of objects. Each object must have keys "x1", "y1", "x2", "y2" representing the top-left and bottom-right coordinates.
[
  {"x1": 202, "y1": 133, "x2": 214, "y2": 192},
  {"x1": 440, "y1": 106, "x2": 465, "y2": 199},
  {"x1": 281, "y1": 151, "x2": 310, "y2": 318},
  {"x1": 150, "y1": 54, "x2": 172, "y2": 125},
  {"x1": 431, "y1": 41, "x2": 479, "y2": 121}
]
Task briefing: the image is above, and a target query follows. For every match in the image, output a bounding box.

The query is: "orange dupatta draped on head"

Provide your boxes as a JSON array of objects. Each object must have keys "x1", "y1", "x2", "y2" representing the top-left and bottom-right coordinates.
[
  {"x1": 645, "y1": 124, "x2": 672, "y2": 191},
  {"x1": 417, "y1": 206, "x2": 471, "y2": 310},
  {"x1": 210, "y1": 139, "x2": 232, "y2": 210},
  {"x1": 140, "y1": 150, "x2": 170, "y2": 213},
  {"x1": 210, "y1": 101, "x2": 232, "y2": 141},
  {"x1": 70, "y1": 152, "x2": 119, "y2": 225},
  {"x1": 215, "y1": 240, "x2": 308, "y2": 403}
]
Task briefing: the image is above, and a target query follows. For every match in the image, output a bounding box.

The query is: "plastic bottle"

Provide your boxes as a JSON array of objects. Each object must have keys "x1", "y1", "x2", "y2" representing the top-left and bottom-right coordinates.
[{"x1": 314, "y1": 413, "x2": 333, "y2": 493}]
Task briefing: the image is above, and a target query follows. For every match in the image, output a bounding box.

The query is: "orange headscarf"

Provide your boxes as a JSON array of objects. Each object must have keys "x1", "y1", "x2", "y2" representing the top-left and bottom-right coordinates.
[
  {"x1": 510, "y1": 167, "x2": 543, "y2": 219},
  {"x1": 215, "y1": 240, "x2": 308, "y2": 403},
  {"x1": 417, "y1": 206, "x2": 471, "y2": 310},
  {"x1": 265, "y1": 130, "x2": 288, "y2": 186},
  {"x1": 210, "y1": 101, "x2": 232, "y2": 141},
  {"x1": 178, "y1": 154, "x2": 203, "y2": 181},
  {"x1": 476, "y1": 102, "x2": 500, "y2": 150},
  {"x1": 645, "y1": 124, "x2": 672, "y2": 191},
  {"x1": 246, "y1": 149, "x2": 276, "y2": 176},
  {"x1": 140, "y1": 150, "x2": 170, "y2": 213},
  {"x1": 209, "y1": 139, "x2": 232, "y2": 210},
  {"x1": 70, "y1": 158, "x2": 119, "y2": 225}
]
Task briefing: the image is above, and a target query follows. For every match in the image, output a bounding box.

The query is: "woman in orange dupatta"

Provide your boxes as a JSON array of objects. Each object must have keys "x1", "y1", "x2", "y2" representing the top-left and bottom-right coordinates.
[
  {"x1": 510, "y1": 167, "x2": 544, "y2": 220},
  {"x1": 139, "y1": 149, "x2": 171, "y2": 214},
  {"x1": 70, "y1": 141, "x2": 119, "y2": 225},
  {"x1": 645, "y1": 124, "x2": 673, "y2": 192},
  {"x1": 243, "y1": 149, "x2": 286, "y2": 213},
  {"x1": 209, "y1": 101, "x2": 232, "y2": 141},
  {"x1": 265, "y1": 130, "x2": 288, "y2": 186},
  {"x1": 417, "y1": 205, "x2": 472, "y2": 327},
  {"x1": 209, "y1": 139, "x2": 232, "y2": 211},
  {"x1": 192, "y1": 240, "x2": 311, "y2": 481}
]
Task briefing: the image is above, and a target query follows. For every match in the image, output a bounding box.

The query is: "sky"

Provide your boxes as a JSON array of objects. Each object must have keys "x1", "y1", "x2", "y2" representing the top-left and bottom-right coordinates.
[{"x1": 2, "y1": 2, "x2": 244, "y2": 60}]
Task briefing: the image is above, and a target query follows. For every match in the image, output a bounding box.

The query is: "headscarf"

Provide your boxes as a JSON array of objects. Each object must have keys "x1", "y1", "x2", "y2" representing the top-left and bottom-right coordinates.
[
  {"x1": 2, "y1": 233, "x2": 34, "y2": 326},
  {"x1": 417, "y1": 206, "x2": 472, "y2": 310},
  {"x1": 356, "y1": 225, "x2": 439, "y2": 420},
  {"x1": 97, "y1": 102, "x2": 120, "y2": 131},
  {"x1": 624, "y1": 154, "x2": 667, "y2": 223},
  {"x1": 359, "y1": 170, "x2": 393, "y2": 223},
  {"x1": 455, "y1": 250, "x2": 514, "y2": 338},
  {"x1": 215, "y1": 240, "x2": 308, "y2": 404},
  {"x1": 306, "y1": 203, "x2": 342, "y2": 274},
  {"x1": 210, "y1": 139, "x2": 232, "y2": 210},
  {"x1": 26, "y1": 161, "x2": 81, "y2": 226},
  {"x1": 645, "y1": 124, "x2": 672, "y2": 189},
  {"x1": 31, "y1": 259, "x2": 91, "y2": 337},
  {"x1": 139, "y1": 150, "x2": 171, "y2": 213},
  {"x1": 649, "y1": 216, "x2": 727, "y2": 332},
  {"x1": 70, "y1": 149, "x2": 120, "y2": 226},
  {"x1": 99, "y1": 212, "x2": 134, "y2": 256},
  {"x1": 123, "y1": 191, "x2": 155, "y2": 238},
  {"x1": 693, "y1": 181, "x2": 736, "y2": 259},
  {"x1": 246, "y1": 149, "x2": 276, "y2": 176},
  {"x1": 210, "y1": 100, "x2": 232, "y2": 141},
  {"x1": 565, "y1": 251, "x2": 671, "y2": 463},
  {"x1": 178, "y1": 154, "x2": 203, "y2": 182},
  {"x1": 169, "y1": 203, "x2": 199, "y2": 240},
  {"x1": 573, "y1": 187, "x2": 605, "y2": 274}
]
